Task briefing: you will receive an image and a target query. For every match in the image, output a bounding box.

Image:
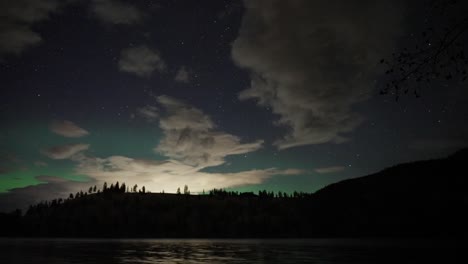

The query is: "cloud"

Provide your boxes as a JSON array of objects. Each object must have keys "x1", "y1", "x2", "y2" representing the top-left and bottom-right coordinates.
[
  {"x1": 0, "y1": 0, "x2": 145, "y2": 57},
  {"x1": 232, "y1": 0, "x2": 405, "y2": 149},
  {"x1": 314, "y1": 166, "x2": 345, "y2": 174},
  {"x1": 0, "y1": 176, "x2": 94, "y2": 212},
  {"x1": 90, "y1": 0, "x2": 143, "y2": 25},
  {"x1": 0, "y1": 0, "x2": 144, "y2": 58},
  {"x1": 154, "y1": 95, "x2": 264, "y2": 167},
  {"x1": 0, "y1": 0, "x2": 61, "y2": 57},
  {"x1": 0, "y1": 158, "x2": 302, "y2": 212},
  {"x1": 0, "y1": 26, "x2": 41, "y2": 56},
  {"x1": 137, "y1": 105, "x2": 159, "y2": 121},
  {"x1": 50, "y1": 120, "x2": 89, "y2": 137},
  {"x1": 118, "y1": 45, "x2": 166, "y2": 77},
  {"x1": 69, "y1": 95, "x2": 296, "y2": 192},
  {"x1": 42, "y1": 144, "x2": 90, "y2": 160},
  {"x1": 174, "y1": 66, "x2": 192, "y2": 83},
  {"x1": 1, "y1": 95, "x2": 304, "y2": 211},
  {"x1": 74, "y1": 154, "x2": 301, "y2": 195}
]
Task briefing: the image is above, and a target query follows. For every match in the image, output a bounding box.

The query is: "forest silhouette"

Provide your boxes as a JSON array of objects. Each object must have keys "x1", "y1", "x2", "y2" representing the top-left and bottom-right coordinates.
[{"x1": 1, "y1": 149, "x2": 467, "y2": 238}]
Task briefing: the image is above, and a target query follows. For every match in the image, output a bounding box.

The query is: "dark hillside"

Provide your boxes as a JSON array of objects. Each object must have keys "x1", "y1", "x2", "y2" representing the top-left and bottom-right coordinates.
[{"x1": 310, "y1": 149, "x2": 468, "y2": 237}]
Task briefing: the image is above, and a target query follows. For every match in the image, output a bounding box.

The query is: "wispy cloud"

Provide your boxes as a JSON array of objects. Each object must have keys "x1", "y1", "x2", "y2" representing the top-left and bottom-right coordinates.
[
  {"x1": 0, "y1": 0, "x2": 62, "y2": 57},
  {"x1": 42, "y1": 144, "x2": 90, "y2": 160},
  {"x1": 118, "y1": 45, "x2": 166, "y2": 77},
  {"x1": 0, "y1": 0, "x2": 145, "y2": 58},
  {"x1": 50, "y1": 120, "x2": 89, "y2": 138},
  {"x1": 137, "y1": 105, "x2": 159, "y2": 121},
  {"x1": 90, "y1": 0, "x2": 143, "y2": 25},
  {"x1": 174, "y1": 66, "x2": 192, "y2": 83},
  {"x1": 315, "y1": 166, "x2": 345, "y2": 174},
  {"x1": 154, "y1": 95, "x2": 264, "y2": 168}
]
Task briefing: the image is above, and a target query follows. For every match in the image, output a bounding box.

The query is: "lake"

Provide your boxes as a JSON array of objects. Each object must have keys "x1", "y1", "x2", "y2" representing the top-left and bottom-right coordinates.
[{"x1": 0, "y1": 238, "x2": 465, "y2": 263}]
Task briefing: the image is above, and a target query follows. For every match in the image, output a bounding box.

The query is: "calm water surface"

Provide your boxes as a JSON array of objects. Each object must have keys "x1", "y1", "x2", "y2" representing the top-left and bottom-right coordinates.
[{"x1": 0, "y1": 238, "x2": 465, "y2": 263}]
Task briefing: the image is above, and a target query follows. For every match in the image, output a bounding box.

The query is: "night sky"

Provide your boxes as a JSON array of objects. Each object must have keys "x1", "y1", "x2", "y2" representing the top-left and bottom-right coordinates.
[{"x1": 1, "y1": 0, "x2": 467, "y2": 211}]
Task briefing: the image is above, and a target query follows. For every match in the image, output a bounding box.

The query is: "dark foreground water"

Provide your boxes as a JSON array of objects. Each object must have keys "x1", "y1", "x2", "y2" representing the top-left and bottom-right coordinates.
[{"x1": 0, "y1": 238, "x2": 465, "y2": 264}]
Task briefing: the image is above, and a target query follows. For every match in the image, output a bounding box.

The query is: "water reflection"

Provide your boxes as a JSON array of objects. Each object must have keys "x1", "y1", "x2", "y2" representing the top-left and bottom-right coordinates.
[{"x1": 0, "y1": 238, "x2": 464, "y2": 264}]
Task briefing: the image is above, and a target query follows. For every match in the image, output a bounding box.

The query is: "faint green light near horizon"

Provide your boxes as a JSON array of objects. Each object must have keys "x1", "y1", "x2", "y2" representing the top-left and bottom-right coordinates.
[{"x1": 0, "y1": 168, "x2": 90, "y2": 193}]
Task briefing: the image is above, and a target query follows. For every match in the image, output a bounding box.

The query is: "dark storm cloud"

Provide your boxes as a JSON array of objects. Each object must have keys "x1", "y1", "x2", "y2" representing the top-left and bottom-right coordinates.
[
  {"x1": 90, "y1": 0, "x2": 144, "y2": 25},
  {"x1": 0, "y1": 0, "x2": 61, "y2": 57},
  {"x1": 118, "y1": 45, "x2": 166, "y2": 77},
  {"x1": 50, "y1": 120, "x2": 89, "y2": 138},
  {"x1": 232, "y1": 0, "x2": 406, "y2": 149},
  {"x1": 41, "y1": 143, "x2": 90, "y2": 160}
]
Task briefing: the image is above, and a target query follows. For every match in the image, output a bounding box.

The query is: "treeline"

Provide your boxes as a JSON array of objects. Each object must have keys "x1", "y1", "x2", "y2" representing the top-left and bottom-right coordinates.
[
  {"x1": 1, "y1": 149, "x2": 467, "y2": 238},
  {"x1": 68, "y1": 181, "x2": 147, "y2": 200},
  {"x1": 22, "y1": 182, "x2": 313, "y2": 221},
  {"x1": 1, "y1": 186, "x2": 317, "y2": 238},
  {"x1": 1, "y1": 182, "x2": 466, "y2": 238}
]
